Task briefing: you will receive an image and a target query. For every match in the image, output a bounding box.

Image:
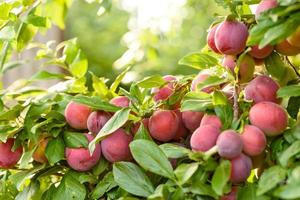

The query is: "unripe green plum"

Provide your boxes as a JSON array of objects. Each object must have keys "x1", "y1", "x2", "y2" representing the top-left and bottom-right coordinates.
[
  {"x1": 217, "y1": 130, "x2": 243, "y2": 159},
  {"x1": 241, "y1": 125, "x2": 266, "y2": 156},
  {"x1": 0, "y1": 138, "x2": 23, "y2": 168},
  {"x1": 101, "y1": 129, "x2": 133, "y2": 162},
  {"x1": 152, "y1": 75, "x2": 177, "y2": 102},
  {"x1": 207, "y1": 25, "x2": 220, "y2": 54},
  {"x1": 255, "y1": 0, "x2": 278, "y2": 20},
  {"x1": 64, "y1": 101, "x2": 92, "y2": 130},
  {"x1": 87, "y1": 111, "x2": 111, "y2": 134},
  {"x1": 200, "y1": 114, "x2": 222, "y2": 130},
  {"x1": 149, "y1": 110, "x2": 179, "y2": 142},
  {"x1": 249, "y1": 102, "x2": 288, "y2": 136},
  {"x1": 182, "y1": 110, "x2": 204, "y2": 132},
  {"x1": 230, "y1": 153, "x2": 252, "y2": 183},
  {"x1": 110, "y1": 96, "x2": 130, "y2": 108},
  {"x1": 190, "y1": 125, "x2": 220, "y2": 152},
  {"x1": 249, "y1": 45, "x2": 273, "y2": 59},
  {"x1": 66, "y1": 134, "x2": 101, "y2": 171},
  {"x1": 215, "y1": 19, "x2": 248, "y2": 55},
  {"x1": 244, "y1": 75, "x2": 280, "y2": 104},
  {"x1": 275, "y1": 40, "x2": 300, "y2": 56},
  {"x1": 288, "y1": 26, "x2": 300, "y2": 47}
]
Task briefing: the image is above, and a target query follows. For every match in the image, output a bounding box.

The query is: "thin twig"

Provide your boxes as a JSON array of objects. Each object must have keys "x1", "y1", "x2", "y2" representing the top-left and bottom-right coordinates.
[
  {"x1": 285, "y1": 56, "x2": 300, "y2": 78},
  {"x1": 233, "y1": 83, "x2": 239, "y2": 121}
]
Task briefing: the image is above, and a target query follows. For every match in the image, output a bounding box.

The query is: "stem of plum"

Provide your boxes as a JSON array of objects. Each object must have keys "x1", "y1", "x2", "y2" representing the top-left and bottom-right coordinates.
[{"x1": 204, "y1": 145, "x2": 218, "y2": 160}]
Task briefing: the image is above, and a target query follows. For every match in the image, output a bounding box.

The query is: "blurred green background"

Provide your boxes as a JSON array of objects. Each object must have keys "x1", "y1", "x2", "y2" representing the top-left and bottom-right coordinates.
[{"x1": 65, "y1": 0, "x2": 227, "y2": 82}]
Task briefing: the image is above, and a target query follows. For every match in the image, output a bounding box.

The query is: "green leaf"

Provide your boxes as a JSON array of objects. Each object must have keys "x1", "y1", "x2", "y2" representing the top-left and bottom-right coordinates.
[
  {"x1": 113, "y1": 162, "x2": 154, "y2": 197},
  {"x1": 274, "y1": 182, "x2": 300, "y2": 199},
  {"x1": 277, "y1": 85, "x2": 300, "y2": 98},
  {"x1": 279, "y1": 140, "x2": 300, "y2": 167},
  {"x1": 16, "y1": 23, "x2": 37, "y2": 51},
  {"x1": 63, "y1": 131, "x2": 88, "y2": 148},
  {"x1": 237, "y1": 184, "x2": 269, "y2": 200},
  {"x1": 25, "y1": 15, "x2": 49, "y2": 27},
  {"x1": 92, "y1": 156, "x2": 109, "y2": 176},
  {"x1": 214, "y1": 105, "x2": 233, "y2": 130},
  {"x1": 53, "y1": 173, "x2": 86, "y2": 200},
  {"x1": 43, "y1": 0, "x2": 68, "y2": 29},
  {"x1": 91, "y1": 73, "x2": 110, "y2": 99},
  {"x1": 174, "y1": 163, "x2": 199, "y2": 185},
  {"x1": 72, "y1": 95, "x2": 119, "y2": 112},
  {"x1": 0, "y1": 104, "x2": 24, "y2": 121},
  {"x1": 133, "y1": 123, "x2": 152, "y2": 141},
  {"x1": 45, "y1": 138, "x2": 65, "y2": 165},
  {"x1": 159, "y1": 143, "x2": 191, "y2": 159},
  {"x1": 181, "y1": 91, "x2": 213, "y2": 112},
  {"x1": 130, "y1": 139, "x2": 175, "y2": 179},
  {"x1": 110, "y1": 66, "x2": 131, "y2": 92},
  {"x1": 196, "y1": 76, "x2": 227, "y2": 91},
  {"x1": 30, "y1": 71, "x2": 65, "y2": 81},
  {"x1": 287, "y1": 96, "x2": 300, "y2": 119},
  {"x1": 211, "y1": 160, "x2": 231, "y2": 195},
  {"x1": 0, "y1": 25, "x2": 15, "y2": 41},
  {"x1": 257, "y1": 166, "x2": 286, "y2": 195},
  {"x1": 90, "y1": 172, "x2": 117, "y2": 199},
  {"x1": 178, "y1": 52, "x2": 218, "y2": 69},
  {"x1": 189, "y1": 182, "x2": 217, "y2": 199},
  {"x1": 136, "y1": 75, "x2": 166, "y2": 88},
  {"x1": 265, "y1": 52, "x2": 287, "y2": 82},
  {"x1": 89, "y1": 108, "x2": 130, "y2": 153},
  {"x1": 148, "y1": 184, "x2": 169, "y2": 200},
  {"x1": 69, "y1": 49, "x2": 88, "y2": 78},
  {"x1": 212, "y1": 90, "x2": 228, "y2": 105}
]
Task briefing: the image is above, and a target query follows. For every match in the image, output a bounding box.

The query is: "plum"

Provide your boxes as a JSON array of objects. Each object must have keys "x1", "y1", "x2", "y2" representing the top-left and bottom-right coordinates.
[
  {"x1": 200, "y1": 114, "x2": 222, "y2": 130},
  {"x1": 216, "y1": 130, "x2": 243, "y2": 159},
  {"x1": 33, "y1": 137, "x2": 49, "y2": 163},
  {"x1": 275, "y1": 40, "x2": 300, "y2": 56},
  {"x1": 110, "y1": 96, "x2": 130, "y2": 108},
  {"x1": 241, "y1": 125, "x2": 266, "y2": 156},
  {"x1": 65, "y1": 134, "x2": 101, "y2": 171},
  {"x1": 65, "y1": 101, "x2": 92, "y2": 130},
  {"x1": 288, "y1": 26, "x2": 300, "y2": 47},
  {"x1": 173, "y1": 110, "x2": 189, "y2": 141},
  {"x1": 182, "y1": 110, "x2": 204, "y2": 132},
  {"x1": 222, "y1": 55, "x2": 236, "y2": 72},
  {"x1": 249, "y1": 45, "x2": 273, "y2": 59},
  {"x1": 152, "y1": 75, "x2": 177, "y2": 102},
  {"x1": 215, "y1": 19, "x2": 248, "y2": 55},
  {"x1": 190, "y1": 125, "x2": 220, "y2": 152},
  {"x1": 244, "y1": 75, "x2": 280, "y2": 104},
  {"x1": 191, "y1": 72, "x2": 214, "y2": 93},
  {"x1": 255, "y1": 0, "x2": 278, "y2": 20},
  {"x1": 0, "y1": 138, "x2": 23, "y2": 168},
  {"x1": 249, "y1": 101, "x2": 288, "y2": 136},
  {"x1": 220, "y1": 186, "x2": 238, "y2": 200},
  {"x1": 230, "y1": 153, "x2": 252, "y2": 183},
  {"x1": 131, "y1": 118, "x2": 149, "y2": 135},
  {"x1": 87, "y1": 111, "x2": 111, "y2": 134},
  {"x1": 149, "y1": 110, "x2": 179, "y2": 142},
  {"x1": 207, "y1": 25, "x2": 220, "y2": 54},
  {"x1": 101, "y1": 129, "x2": 133, "y2": 162}
]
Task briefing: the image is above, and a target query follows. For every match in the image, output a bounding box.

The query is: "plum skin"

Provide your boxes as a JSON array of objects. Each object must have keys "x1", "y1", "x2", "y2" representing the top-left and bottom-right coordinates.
[
  {"x1": 64, "y1": 101, "x2": 92, "y2": 130},
  {"x1": 152, "y1": 75, "x2": 177, "y2": 102},
  {"x1": 288, "y1": 26, "x2": 300, "y2": 47},
  {"x1": 215, "y1": 19, "x2": 248, "y2": 55},
  {"x1": 244, "y1": 75, "x2": 280, "y2": 104},
  {"x1": 173, "y1": 110, "x2": 189, "y2": 141},
  {"x1": 255, "y1": 0, "x2": 278, "y2": 20},
  {"x1": 241, "y1": 125, "x2": 266, "y2": 156},
  {"x1": 87, "y1": 111, "x2": 111, "y2": 134},
  {"x1": 249, "y1": 101, "x2": 288, "y2": 136},
  {"x1": 110, "y1": 96, "x2": 130, "y2": 108},
  {"x1": 275, "y1": 40, "x2": 300, "y2": 56},
  {"x1": 101, "y1": 129, "x2": 133, "y2": 162},
  {"x1": 148, "y1": 110, "x2": 179, "y2": 142},
  {"x1": 207, "y1": 25, "x2": 220, "y2": 54},
  {"x1": 190, "y1": 125, "x2": 220, "y2": 152},
  {"x1": 200, "y1": 114, "x2": 222, "y2": 130},
  {"x1": 216, "y1": 130, "x2": 243, "y2": 159},
  {"x1": 249, "y1": 45, "x2": 273, "y2": 59},
  {"x1": 65, "y1": 134, "x2": 101, "y2": 171},
  {"x1": 230, "y1": 153, "x2": 252, "y2": 183},
  {"x1": 191, "y1": 72, "x2": 214, "y2": 93},
  {"x1": 182, "y1": 110, "x2": 204, "y2": 132},
  {"x1": 131, "y1": 118, "x2": 149, "y2": 135},
  {"x1": 0, "y1": 138, "x2": 23, "y2": 168}
]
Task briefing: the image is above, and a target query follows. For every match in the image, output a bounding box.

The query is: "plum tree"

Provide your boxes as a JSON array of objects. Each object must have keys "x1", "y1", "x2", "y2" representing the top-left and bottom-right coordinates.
[
  {"x1": 249, "y1": 102, "x2": 288, "y2": 136},
  {"x1": 207, "y1": 24, "x2": 220, "y2": 54},
  {"x1": 244, "y1": 75, "x2": 280, "y2": 104},
  {"x1": 215, "y1": 19, "x2": 248, "y2": 55},
  {"x1": 0, "y1": 139, "x2": 23, "y2": 168},
  {"x1": 216, "y1": 130, "x2": 243, "y2": 159},
  {"x1": 249, "y1": 45, "x2": 273, "y2": 59},
  {"x1": 87, "y1": 111, "x2": 111, "y2": 134},
  {"x1": 288, "y1": 26, "x2": 300, "y2": 47},
  {"x1": 64, "y1": 101, "x2": 92, "y2": 130},
  {"x1": 173, "y1": 110, "x2": 189, "y2": 141},
  {"x1": 191, "y1": 72, "x2": 214, "y2": 93},
  {"x1": 65, "y1": 134, "x2": 101, "y2": 171},
  {"x1": 182, "y1": 110, "x2": 204, "y2": 131},
  {"x1": 33, "y1": 137, "x2": 49, "y2": 163},
  {"x1": 241, "y1": 125, "x2": 266, "y2": 156},
  {"x1": 148, "y1": 110, "x2": 179, "y2": 142},
  {"x1": 190, "y1": 125, "x2": 220, "y2": 152},
  {"x1": 255, "y1": 0, "x2": 278, "y2": 19},
  {"x1": 101, "y1": 129, "x2": 133, "y2": 162},
  {"x1": 109, "y1": 96, "x2": 130, "y2": 108},
  {"x1": 200, "y1": 114, "x2": 222, "y2": 130},
  {"x1": 275, "y1": 40, "x2": 300, "y2": 56},
  {"x1": 152, "y1": 75, "x2": 177, "y2": 102},
  {"x1": 230, "y1": 153, "x2": 252, "y2": 183}
]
